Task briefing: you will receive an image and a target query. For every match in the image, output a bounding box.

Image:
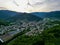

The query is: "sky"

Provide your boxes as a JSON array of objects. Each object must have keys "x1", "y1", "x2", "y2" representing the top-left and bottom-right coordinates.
[{"x1": 0, "y1": 0, "x2": 60, "y2": 12}]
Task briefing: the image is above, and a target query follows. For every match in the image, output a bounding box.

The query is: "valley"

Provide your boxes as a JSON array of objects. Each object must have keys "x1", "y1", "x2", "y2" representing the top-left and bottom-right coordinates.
[{"x1": 0, "y1": 10, "x2": 60, "y2": 45}]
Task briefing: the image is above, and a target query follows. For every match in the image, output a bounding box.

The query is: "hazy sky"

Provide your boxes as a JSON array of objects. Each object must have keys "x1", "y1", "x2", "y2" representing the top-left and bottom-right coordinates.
[{"x1": 0, "y1": 0, "x2": 60, "y2": 12}]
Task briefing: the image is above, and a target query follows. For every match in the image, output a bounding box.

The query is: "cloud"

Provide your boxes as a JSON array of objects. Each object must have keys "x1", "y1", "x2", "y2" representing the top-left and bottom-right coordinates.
[
  {"x1": 0, "y1": 0, "x2": 60, "y2": 12},
  {"x1": 45, "y1": 0, "x2": 60, "y2": 11}
]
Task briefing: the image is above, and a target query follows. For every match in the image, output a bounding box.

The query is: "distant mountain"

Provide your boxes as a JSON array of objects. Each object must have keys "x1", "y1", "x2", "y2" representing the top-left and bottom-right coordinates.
[
  {"x1": 31, "y1": 11, "x2": 60, "y2": 19},
  {"x1": 46, "y1": 11, "x2": 60, "y2": 19},
  {"x1": 10, "y1": 13, "x2": 42, "y2": 22},
  {"x1": 0, "y1": 10, "x2": 18, "y2": 20},
  {"x1": 0, "y1": 10, "x2": 60, "y2": 22},
  {"x1": 0, "y1": 10, "x2": 42, "y2": 22},
  {"x1": 31, "y1": 12, "x2": 47, "y2": 18}
]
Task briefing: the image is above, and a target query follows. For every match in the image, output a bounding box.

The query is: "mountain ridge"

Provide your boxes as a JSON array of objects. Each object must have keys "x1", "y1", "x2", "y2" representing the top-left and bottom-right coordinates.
[
  {"x1": 0, "y1": 10, "x2": 60, "y2": 21},
  {"x1": 31, "y1": 11, "x2": 60, "y2": 19},
  {"x1": 0, "y1": 10, "x2": 42, "y2": 22}
]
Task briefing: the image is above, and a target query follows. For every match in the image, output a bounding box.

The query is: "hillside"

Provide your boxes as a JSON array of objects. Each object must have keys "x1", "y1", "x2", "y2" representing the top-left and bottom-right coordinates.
[
  {"x1": 46, "y1": 11, "x2": 60, "y2": 19},
  {"x1": 31, "y1": 11, "x2": 60, "y2": 19},
  {"x1": 0, "y1": 10, "x2": 42, "y2": 22},
  {"x1": 0, "y1": 10, "x2": 60, "y2": 21},
  {"x1": 10, "y1": 13, "x2": 42, "y2": 22},
  {"x1": 0, "y1": 10, "x2": 19, "y2": 20}
]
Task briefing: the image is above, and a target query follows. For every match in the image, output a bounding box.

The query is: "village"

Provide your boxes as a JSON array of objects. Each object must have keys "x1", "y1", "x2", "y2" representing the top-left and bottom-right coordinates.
[{"x1": 0, "y1": 18, "x2": 59, "y2": 43}]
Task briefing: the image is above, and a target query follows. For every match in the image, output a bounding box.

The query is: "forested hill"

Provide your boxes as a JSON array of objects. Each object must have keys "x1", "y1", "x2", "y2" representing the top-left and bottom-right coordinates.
[{"x1": 31, "y1": 11, "x2": 60, "y2": 19}]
